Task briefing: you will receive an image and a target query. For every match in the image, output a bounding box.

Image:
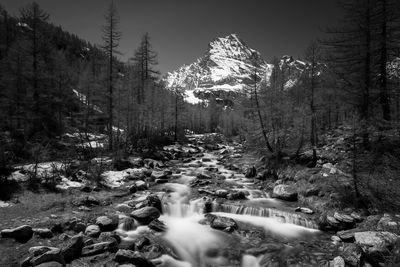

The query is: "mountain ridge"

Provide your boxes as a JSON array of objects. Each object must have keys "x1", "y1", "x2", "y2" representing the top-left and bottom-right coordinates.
[{"x1": 164, "y1": 33, "x2": 306, "y2": 104}]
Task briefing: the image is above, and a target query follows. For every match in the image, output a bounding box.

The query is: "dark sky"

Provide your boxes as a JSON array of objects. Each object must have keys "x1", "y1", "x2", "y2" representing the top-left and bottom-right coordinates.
[{"x1": 2, "y1": 0, "x2": 342, "y2": 74}]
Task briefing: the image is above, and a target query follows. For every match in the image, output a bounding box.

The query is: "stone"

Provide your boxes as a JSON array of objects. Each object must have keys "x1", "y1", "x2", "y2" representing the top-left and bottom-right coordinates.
[
  {"x1": 135, "y1": 236, "x2": 151, "y2": 250},
  {"x1": 58, "y1": 233, "x2": 70, "y2": 241},
  {"x1": 155, "y1": 179, "x2": 169, "y2": 184},
  {"x1": 129, "y1": 185, "x2": 137, "y2": 193},
  {"x1": 272, "y1": 185, "x2": 298, "y2": 201},
  {"x1": 118, "y1": 239, "x2": 136, "y2": 250},
  {"x1": 84, "y1": 224, "x2": 101, "y2": 237},
  {"x1": 60, "y1": 233, "x2": 84, "y2": 262},
  {"x1": 148, "y1": 219, "x2": 167, "y2": 232},
  {"x1": 84, "y1": 239, "x2": 94, "y2": 246},
  {"x1": 116, "y1": 203, "x2": 133, "y2": 213},
  {"x1": 73, "y1": 222, "x2": 86, "y2": 233},
  {"x1": 114, "y1": 249, "x2": 154, "y2": 266},
  {"x1": 244, "y1": 166, "x2": 256, "y2": 178},
  {"x1": 29, "y1": 246, "x2": 56, "y2": 257},
  {"x1": 30, "y1": 248, "x2": 65, "y2": 267},
  {"x1": 304, "y1": 186, "x2": 320, "y2": 197},
  {"x1": 131, "y1": 207, "x2": 160, "y2": 225},
  {"x1": 99, "y1": 232, "x2": 121, "y2": 243},
  {"x1": 350, "y1": 212, "x2": 364, "y2": 223},
  {"x1": 33, "y1": 228, "x2": 53, "y2": 238},
  {"x1": 50, "y1": 223, "x2": 63, "y2": 234},
  {"x1": 255, "y1": 171, "x2": 267, "y2": 181},
  {"x1": 1, "y1": 225, "x2": 33, "y2": 243},
  {"x1": 196, "y1": 173, "x2": 211, "y2": 179},
  {"x1": 355, "y1": 231, "x2": 399, "y2": 254},
  {"x1": 215, "y1": 189, "x2": 229, "y2": 198},
  {"x1": 205, "y1": 166, "x2": 219, "y2": 172},
  {"x1": 96, "y1": 215, "x2": 119, "y2": 231},
  {"x1": 151, "y1": 171, "x2": 168, "y2": 180},
  {"x1": 377, "y1": 214, "x2": 399, "y2": 232},
  {"x1": 227, "y1": 191, "x2": 246, "y2": 200},
  {"x1": 127, "y1": 157, "x2": 144, "y2": 167},
  {"x1": 334, "y1": 212, "x2": 355, "y2": 224},
  {"x1": 330, "y1": 256, "x2": 345, "y2": 267},
  {"x1": 208, "y1": 215, "x2": 238, "y2": 231},
  {"x1": 245, "y1": 243, "x2": 283, "y2": 256},
  {"x1": 81, "y1": 240, "x2": 118, "y2": 257},
  {"x1": 135, "y1": 180, "x2": 148, "y2": 191},
  {"x1": 120, "y1": 217, "x2": 137, "y2": 232},
  {"x1": 341, "y1": 243, "x2": 364, "y2": 267},
  {"x1": 337, "y1": 229, "x2": 357, "y2": 242},
  {"x1": 331, "y1": 235, "x2": 342, "y2": 244},
  {"x1": 35, "y1": 262, "x2": 64, "y2": 267},
  {"x1": 144, "y1": 194, "x2": 163, "y2": 213},
  {"x1": 114, "y1": 158, "x2": 134, "y2": 171},
  {"x1": 295, "y1": 207, "x2": 314, "y2": 214}
]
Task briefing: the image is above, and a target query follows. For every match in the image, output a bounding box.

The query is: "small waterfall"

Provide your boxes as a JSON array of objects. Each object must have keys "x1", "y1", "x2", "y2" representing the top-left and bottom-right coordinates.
[
  {"x1": 241, "y1": 255, "x2": 261, "y2": 267},
  {"x1": 213, "y1": 203, "x2": 318, "y2": 229},
  {"x1": 163, "y1": 198, "x2": 206, "y2": 217}
]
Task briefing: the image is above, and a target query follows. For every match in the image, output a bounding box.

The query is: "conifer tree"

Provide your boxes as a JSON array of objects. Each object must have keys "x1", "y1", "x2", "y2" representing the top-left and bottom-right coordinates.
[{"x1": 101, "y1": 0, "x2": 121, "y2": 150}]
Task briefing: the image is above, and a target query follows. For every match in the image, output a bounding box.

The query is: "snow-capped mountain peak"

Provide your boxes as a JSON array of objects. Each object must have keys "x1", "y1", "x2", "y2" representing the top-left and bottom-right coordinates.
[{"x1": 165, "y1": 33, "x2": 272, "y2": 104}]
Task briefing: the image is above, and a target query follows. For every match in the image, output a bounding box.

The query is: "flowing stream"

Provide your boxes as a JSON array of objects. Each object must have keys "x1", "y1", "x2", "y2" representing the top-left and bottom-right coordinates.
[{"x1": 121, "y1": 150, "x2": 329, "y2": 267}]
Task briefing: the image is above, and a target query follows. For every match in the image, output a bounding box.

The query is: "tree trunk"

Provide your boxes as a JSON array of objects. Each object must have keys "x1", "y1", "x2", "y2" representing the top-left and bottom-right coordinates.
[
  {"x1": 253, "y1": 68, "x2": 274, "y2": 153},
  {"x1": 379, "y1": 0, "x2": 391, "y2": 122},
  {"x1": 362, "y1": 0, "x2": 372, "y2": 149}
]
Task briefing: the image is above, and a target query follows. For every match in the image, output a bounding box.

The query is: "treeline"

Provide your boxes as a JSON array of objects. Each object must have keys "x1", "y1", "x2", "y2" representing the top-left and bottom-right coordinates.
[
  {"x1": 228, "y1": 0, "x2": 400, "y2": 161},
  {"x1": 0, "y1": 2, "x2": 216, "y2": 159}
]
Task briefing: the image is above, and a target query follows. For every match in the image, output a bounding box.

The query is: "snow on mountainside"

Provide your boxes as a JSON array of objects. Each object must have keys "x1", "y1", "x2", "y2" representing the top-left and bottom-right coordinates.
[
  {"x1": 165, "y1": 34, "x2": 273, "y2": 104},
  {"x1": 165, "y1": 34, "x2": 311, "y2": 104}
]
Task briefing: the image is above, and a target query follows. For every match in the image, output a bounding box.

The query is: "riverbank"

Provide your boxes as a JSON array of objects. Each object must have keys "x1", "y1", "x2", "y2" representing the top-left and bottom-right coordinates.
[{"x1": 0, "y1": 133, "x2": 399, "y2": 267}]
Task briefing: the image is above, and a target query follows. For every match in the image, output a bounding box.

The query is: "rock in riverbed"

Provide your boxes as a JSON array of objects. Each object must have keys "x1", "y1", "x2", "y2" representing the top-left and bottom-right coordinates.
[
  {"x1": 1, "y1": 225, "x2": 33, "y2": 243},
  {"x1": 272, "y1": 184, "x2": 298, "y2": 201},
  {"x1": 130, "y1": 207, "x2": 161, "y2": 225}
]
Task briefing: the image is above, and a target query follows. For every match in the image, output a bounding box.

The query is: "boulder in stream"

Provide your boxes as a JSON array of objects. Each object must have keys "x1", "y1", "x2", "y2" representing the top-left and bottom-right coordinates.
[
  {"x1": 96, "y1": 215, "x2": 119, "y2": 231},
  {"x1": 244, "y1": 166, "x2": 256, "y2": 178},
  {"x1": 114, "y1": 249, "x2": 154, "y2": 266},
  {"x1": 206, "y1": 214, "x2": 238, "y2": 232},
  {"x1": 130, "y1": 207, "x2": 161, "y2": 225},
  {"x1": 272, "y1": 184, "x2": 298, "y2": 201},
  {"x1": 84, "y1": 225, "x2": 101, "y2": 237},
  {"x1": 81, "y1": 239, "x2": 118, "y2": 256}
]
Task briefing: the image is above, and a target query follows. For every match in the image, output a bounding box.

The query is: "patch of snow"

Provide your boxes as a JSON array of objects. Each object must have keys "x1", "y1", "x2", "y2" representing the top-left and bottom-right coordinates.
[
  {"x1": 0, "y1": 200, "x2": 13, "y2": 208},
  {"x1": 101, "y1": 168, "x2": 146, "y2": 188},
  {"x1": 72, "y1": 89, "x2": 103, "y2": 113},
  {"x1": 16, "y1": 22, "x2": 32, "y2": 31},
  {"x1": 9, "y1": 170, "x2": 28, "y2": 182},
  {"x1": 56, "y1": 177, "x2": 83, "y2": 190},
  {"x1": 184, "y1": 90, "x2": 203, "y2": 104},
  {"x1": 91, "y1": 157, "x2": 113, "y2": 165},
  {"x1": 64, "y1": 132, "x2": 107, "y2": 141},
  {"x1": 77, "y1": 141, "x2": 105, "y2": 148},
  {"x1": 11, "y1": 162, "x2": 67, "y2": 181},
  {"x1": 112, "y1": 126, "x2": 125, "y2": 133}
]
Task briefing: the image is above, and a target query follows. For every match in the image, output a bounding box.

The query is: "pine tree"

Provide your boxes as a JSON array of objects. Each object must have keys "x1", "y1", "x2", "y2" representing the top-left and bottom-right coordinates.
[
  {"x1": 324, "y1": 0, "x2": 374, "y2": 148},
  {"x1": 101, "y1": 0, "x2": 121, "y2": 150},
  {"x1": 304, "y1": 40, "x2": 322, "y2": 166},
  {"x1": 19, "y1": 2, "x2": 49, "y2": 134}
]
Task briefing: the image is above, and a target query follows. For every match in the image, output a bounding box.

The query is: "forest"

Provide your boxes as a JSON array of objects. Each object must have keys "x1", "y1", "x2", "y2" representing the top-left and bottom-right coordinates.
[{"x1": 1, "y1": 1, "x2": 400, "y2": 267}]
